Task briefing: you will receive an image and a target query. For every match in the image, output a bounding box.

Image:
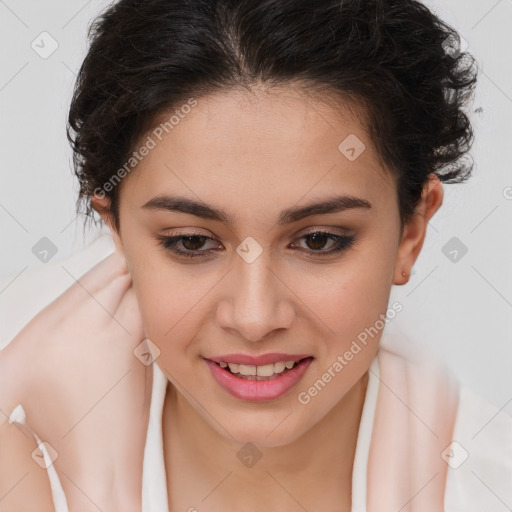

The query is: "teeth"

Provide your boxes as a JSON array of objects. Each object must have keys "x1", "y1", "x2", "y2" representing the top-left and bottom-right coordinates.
[
  {"x1": 227, "y1": 362, "x2": 239, "y2": 373},
  {"x1": 238, "y1": 364, "x2": 256, "y2": 376},
  {"x1": 223, "y1": 360, "x2": 299, "y2": 377},
  {"x1": 273, "y1": 361, "x2": 286, "y2": 373},
  {"x1": 256, "y1": 364, "x2": 275, "y2": 377}
]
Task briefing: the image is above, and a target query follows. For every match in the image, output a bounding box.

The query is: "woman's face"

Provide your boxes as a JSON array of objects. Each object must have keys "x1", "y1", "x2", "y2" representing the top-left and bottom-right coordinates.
[{"x1": 107, "y1": 87, "x2": 419, "y2": 446}]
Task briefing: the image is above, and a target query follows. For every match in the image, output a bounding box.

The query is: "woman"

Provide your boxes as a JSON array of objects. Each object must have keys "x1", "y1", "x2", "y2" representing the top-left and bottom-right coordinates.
[{"x1": 1, "y1": 0, "x2": 511, "y2": 510}]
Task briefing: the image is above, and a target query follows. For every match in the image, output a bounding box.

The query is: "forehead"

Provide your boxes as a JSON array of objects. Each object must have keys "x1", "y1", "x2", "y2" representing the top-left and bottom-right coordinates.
[{"x1": 121, "y1": 86, "x2": 396, "y2": 223}]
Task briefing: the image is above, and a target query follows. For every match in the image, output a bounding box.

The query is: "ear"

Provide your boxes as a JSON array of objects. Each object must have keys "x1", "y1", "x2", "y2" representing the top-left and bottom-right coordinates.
[
  {"x1": 91, "y1": 194, "x2": 125, "y2": 256},
  {"x1": 393, "y1": 173, "x2": 444, "y2": 285}
]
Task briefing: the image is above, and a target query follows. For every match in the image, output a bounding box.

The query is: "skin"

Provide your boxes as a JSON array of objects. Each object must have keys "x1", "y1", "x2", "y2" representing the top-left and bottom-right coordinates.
[
  {"x1": 89, "y1": 85, "x2": 444, "y2": 510},
  {"x1": 0, "y1": 252, "x2": 148, "y2": 512},
  {"x1": 0, "y1": 418, "x2": 54, "y2": 511}
]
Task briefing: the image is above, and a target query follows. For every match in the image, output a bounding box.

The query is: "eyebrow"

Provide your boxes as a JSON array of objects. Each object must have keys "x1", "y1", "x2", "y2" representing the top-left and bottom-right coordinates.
[{"x1": 142, "y1": 194, "x2": 372, "y2": 226}]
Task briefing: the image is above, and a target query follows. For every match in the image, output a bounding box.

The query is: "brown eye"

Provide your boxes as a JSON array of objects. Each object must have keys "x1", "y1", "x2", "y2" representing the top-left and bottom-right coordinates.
[
  {"x1": 157, "y1": 233, "x2": 221, "y2": 259},
  {"x1": 303, "y1": 232, "x2": 332, "y2": 251},
  {"x1": 292, "y1": 231, "x2": 356, "y2": 256},
  {"x1": 180, "y1": 235, "x2": 208, "y2": 251}
]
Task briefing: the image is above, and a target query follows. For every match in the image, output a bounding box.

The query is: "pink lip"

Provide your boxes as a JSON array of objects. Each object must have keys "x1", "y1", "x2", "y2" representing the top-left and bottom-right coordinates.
[
  {"x1": 204, "y1": 357, "x2": 314, "y2": 402},
  {"x1": 207, "y1": 353, "x2": 312, "y2": 366}
]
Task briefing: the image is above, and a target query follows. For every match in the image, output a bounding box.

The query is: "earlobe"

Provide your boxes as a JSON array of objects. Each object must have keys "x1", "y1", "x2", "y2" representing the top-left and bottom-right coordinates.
[
  {"x1": 393, "y1": 174, "x2": 444, "y2": 285},
  {"x1": 91, "y1": 193, "x2": 111, "y2": 222}
]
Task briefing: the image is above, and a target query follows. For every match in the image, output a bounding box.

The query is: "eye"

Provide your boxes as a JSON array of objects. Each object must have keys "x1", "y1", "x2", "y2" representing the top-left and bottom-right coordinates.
[
  {"x1": 157, "y1": 232, "x2": 221, "y2": 259},
  {"x1": 157, "y1": 229, "x2": 356, "y2": 260},
  {"x1": 291, "y1": 230, "x2": 356, "y2": 255}
]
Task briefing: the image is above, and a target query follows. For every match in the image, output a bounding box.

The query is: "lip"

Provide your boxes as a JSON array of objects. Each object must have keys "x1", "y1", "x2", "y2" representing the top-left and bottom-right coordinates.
[
  {"x1": 206, "y1": 353, "x2": 312, "y2": 366},
  {"x1": 204, "y1": 356, "x2": 314, "y2": 402}
]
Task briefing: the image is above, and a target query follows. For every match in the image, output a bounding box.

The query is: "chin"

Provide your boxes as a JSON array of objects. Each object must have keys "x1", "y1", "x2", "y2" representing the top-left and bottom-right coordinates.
[{"x1": 215, "y1": 414, "x2": 311, "y2": 448}]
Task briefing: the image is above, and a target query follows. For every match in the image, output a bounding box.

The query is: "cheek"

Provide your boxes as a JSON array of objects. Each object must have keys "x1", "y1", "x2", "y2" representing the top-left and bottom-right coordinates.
[
  {"x1": 323, "y1": 275, "x2": 391, "y2": 334},
  {"x1": 128, "y1": 261, "x2": 216, "y2": 351},
  {"x1": 293, "y1": 256, "x2": 394, "y2": 340}
]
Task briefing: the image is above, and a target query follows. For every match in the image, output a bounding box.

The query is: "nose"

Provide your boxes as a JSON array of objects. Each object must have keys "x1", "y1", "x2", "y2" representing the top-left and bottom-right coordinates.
[{"x1": 216, "y1": 254, "x2": 295, "y2": 342}]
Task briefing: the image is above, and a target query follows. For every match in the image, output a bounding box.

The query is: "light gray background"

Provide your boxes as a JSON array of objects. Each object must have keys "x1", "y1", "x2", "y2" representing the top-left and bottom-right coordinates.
[{"x1": 1, "y1": 0, "x2": 511, "y2": 409}]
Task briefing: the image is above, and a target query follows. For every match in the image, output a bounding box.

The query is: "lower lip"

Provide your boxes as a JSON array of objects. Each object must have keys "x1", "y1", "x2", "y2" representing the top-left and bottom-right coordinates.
[{"x1": 204, "y1": 357, "x2": 314, "y2": 402}]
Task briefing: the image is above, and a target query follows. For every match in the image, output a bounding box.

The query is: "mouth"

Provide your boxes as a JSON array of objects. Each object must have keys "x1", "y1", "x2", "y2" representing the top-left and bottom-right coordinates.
[
  {"x1": 203, "y1": 356, "x2": 315, "y2": 402},
  {"x1": 214, "y1": 357, "x2": 312, "y2": 380}
]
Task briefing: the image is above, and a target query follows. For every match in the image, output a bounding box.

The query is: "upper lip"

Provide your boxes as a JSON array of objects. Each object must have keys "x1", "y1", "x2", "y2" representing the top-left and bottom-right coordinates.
[{"x1": 206, "y1": 353, "x2": 313, "y2": 366}]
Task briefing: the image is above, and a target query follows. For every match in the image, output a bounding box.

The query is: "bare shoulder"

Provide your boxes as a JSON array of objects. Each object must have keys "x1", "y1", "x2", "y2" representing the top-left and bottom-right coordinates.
[{"x1": 0, "y1": 417, "x2": 54, "y2": 511}]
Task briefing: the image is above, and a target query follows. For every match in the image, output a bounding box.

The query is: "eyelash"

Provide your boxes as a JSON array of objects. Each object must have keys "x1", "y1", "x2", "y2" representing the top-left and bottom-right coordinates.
[{"x1": 156, "y1": 230, "x2": 356, "y2": 260}]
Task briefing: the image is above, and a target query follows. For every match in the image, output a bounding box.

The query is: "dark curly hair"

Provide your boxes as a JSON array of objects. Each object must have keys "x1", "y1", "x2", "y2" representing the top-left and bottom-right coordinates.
[{"x1": 67, "y1": 0, "x2": 477, "y2": 235}]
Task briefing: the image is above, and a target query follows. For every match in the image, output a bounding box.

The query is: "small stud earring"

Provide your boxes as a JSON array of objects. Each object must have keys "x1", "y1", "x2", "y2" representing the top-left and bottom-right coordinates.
[{"x1": 402, "y1": 271, "x2": 407, "y2": 277}]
